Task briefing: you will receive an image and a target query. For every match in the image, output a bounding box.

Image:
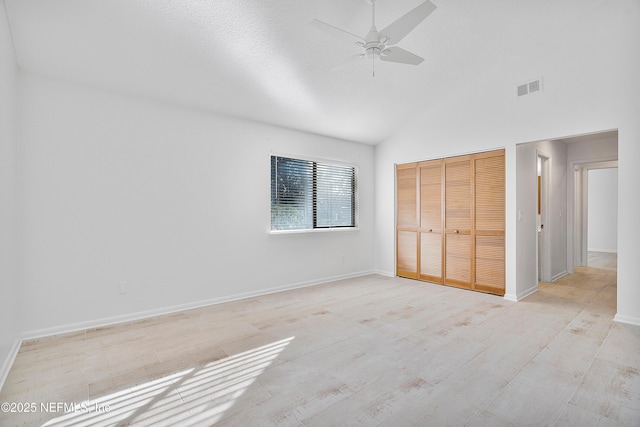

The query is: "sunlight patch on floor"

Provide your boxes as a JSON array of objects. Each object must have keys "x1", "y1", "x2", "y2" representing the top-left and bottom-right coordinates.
[{"x1": 42, "y1": 336, "x2": 294, "y2": 426}]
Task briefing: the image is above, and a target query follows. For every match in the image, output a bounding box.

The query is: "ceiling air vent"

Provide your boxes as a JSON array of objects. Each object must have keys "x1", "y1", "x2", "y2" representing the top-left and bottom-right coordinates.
[
  {"x1": 517, "y1": 84, "x2": 528, "y2": 97},
  {"x1": 517, "y1": 77, "x2": 543, "y2": 97}
]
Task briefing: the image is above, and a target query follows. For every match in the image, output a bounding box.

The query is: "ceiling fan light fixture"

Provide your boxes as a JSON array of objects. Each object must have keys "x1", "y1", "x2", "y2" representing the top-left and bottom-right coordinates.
[{"x1": 366, "y1": 47, "x2": 382, "y2": 57}]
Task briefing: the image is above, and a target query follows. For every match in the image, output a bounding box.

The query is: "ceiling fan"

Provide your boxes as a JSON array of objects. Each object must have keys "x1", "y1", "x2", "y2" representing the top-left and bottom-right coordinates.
[{"x1": 312, "y1": 0, "x2": 437, "y2": 76}]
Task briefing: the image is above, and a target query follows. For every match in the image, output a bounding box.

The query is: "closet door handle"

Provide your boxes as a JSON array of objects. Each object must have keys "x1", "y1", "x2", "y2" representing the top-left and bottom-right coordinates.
[{"x1": 454, "y1": 230, "x2": 459, "y2": 234}]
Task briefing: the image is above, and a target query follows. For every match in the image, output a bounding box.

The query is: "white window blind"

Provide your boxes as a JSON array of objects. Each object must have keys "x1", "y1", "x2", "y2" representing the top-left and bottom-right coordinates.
[{"x1": 271, "y1": 155, "x2": 357, "y2": 231}]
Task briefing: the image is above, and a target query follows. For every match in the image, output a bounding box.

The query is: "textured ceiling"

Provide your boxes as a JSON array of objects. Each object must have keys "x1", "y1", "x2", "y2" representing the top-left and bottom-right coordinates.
[{"x1": 5, "y1": 0, "x2": 606, "y2": 144}]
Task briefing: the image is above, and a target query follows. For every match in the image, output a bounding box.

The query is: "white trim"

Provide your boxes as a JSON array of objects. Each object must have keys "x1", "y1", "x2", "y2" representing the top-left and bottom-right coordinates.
[
  {"x1": 587, "y1": 248, "x2": 617, "y2": 254},
  {"x1": 373, "y1": 269, "x2": 395, "y2": 277},
  {"x1": 269, "y1": 227, "x2": 359, "y2": 235},
  {"x1": 505, "y1": 145, "x2": 517, "y2": 307},
  {"x1": 393, "y1": 163, "x2": 398, "y2": 275},
  {"x1": 551, "y1": 271, "x2": 569, "y2": 282},
  {"x1": 270, "y1": 151, "x2": 359, "y2": 169},
  {"x1": 536, "y1": 150, "x2": 552, "y2": 283},
  {"x1": 613, "y1": 314, "x2": 640, "y2": 327},
  {"x1": 504, "y1": 284, "x2": 538, "y2": 302},
  {"x1": 567, "y1": 157, "x2": 618, "y2": 274},
  {"x1": 21, "y1": 271, "x2": 374, "y2": 341},
  {"x1": 0, "y1": 338, "x2": 22, "y2": 391},
  {"x1": 518, "y1": 285, "x2": 539, "y2": 300}
]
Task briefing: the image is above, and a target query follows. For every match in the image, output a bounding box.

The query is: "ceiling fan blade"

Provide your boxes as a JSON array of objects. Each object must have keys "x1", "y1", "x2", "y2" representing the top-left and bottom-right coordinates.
[
  {"x1": 379, "y1": 0, "x2": 437, "y2": 45},
  {"x1": 311, "y1": 19, "x2": 365, "y2": 43},
  {"x1": 379, "y1": 46, "x2": 424, "y2": 65}
]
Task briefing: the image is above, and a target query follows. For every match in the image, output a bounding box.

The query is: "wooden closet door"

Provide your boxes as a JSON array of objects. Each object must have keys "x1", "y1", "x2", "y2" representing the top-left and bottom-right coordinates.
[
  {"x1": 444, "y1": 156, "x2": 472, "y2": 289},
  {"x1": 396, "y1": 149, "x2": 505, "y2": 295},
  {"x1": 474, "y1": 150, "x2": 505, "y2": 295},
  {"x1": 396, "y1": 164, "x2": 418, "y2": 278},
  {"x1": 419, "y1": 160, "x2": 443, "y2": 283}
]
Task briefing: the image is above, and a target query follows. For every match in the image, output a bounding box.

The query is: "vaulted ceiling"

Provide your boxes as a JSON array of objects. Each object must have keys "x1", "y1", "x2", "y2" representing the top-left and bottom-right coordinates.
[{"x1": 4, "y1": 0, "x2": 606, "y2": 144}]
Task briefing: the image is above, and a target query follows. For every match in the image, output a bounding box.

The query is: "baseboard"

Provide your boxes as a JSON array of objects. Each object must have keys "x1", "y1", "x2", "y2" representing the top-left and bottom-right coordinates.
[
  {"x1": 551, "y1": 271, "x2": 569, "y2": 282},
  {"x1": 518, "y1": 285, "x2": 539, "y2": 300},
  {"x1": 588, "y1": 249, "x2": 617, "y2": 254},
  {"x1": 504, "y1": 284, "x2": 538, "y2": 302},
  {"x1": 0, "y1": 338, "x2": 22, "y2": 392},
  {"x1": 22, "y1": 270, "x2": 375, "y2": 341},
  {"x1": 613, "y1": 314, "x2": 640, "y2": 327},
  {"x1": 373, "y1": 269, "x2": 395, "y2": 278}
]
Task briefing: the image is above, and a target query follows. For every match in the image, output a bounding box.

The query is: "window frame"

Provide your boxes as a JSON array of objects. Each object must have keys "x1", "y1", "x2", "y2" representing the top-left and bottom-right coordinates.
[{"x1": 270, "y1": 154, "x2": 359, "y2": 234}]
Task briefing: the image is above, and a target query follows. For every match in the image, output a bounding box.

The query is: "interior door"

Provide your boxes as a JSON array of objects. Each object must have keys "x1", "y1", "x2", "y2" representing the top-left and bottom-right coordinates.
[
  {"x1": 396, "y1": 149, "x2": 505, "y2": 296},
  {"x1": 396, "y1": 163, "x2": 418, "y2": 278},
  {"x1": 474, "y1": 151, "x2": 505, "y2": 295},
  {"x1": 444, "y1": 156, "x2": 472, "y2": 289},
  {"x1": 419, "y1": 159, "x2": 443, "y2": 283}
]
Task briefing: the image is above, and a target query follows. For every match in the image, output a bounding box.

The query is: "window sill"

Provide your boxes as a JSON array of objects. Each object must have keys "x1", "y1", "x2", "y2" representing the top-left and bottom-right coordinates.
[{"x1": 269, "y1": 227, "x2": 360, "y2": 235}]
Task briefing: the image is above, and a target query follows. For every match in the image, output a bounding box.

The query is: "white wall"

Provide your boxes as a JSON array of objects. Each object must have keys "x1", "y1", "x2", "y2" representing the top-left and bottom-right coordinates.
[
  {"x1": 567, "y1": 137, "x2": 618, "y2": 163},
  {"x1": 0, "y1": 0, "x2": 20, "y2": 384},
  {"x1": 588, "y1": 168, "x2": 618, "y2": 253},
  {"x1": 17, "y1": 73, "x2": 375, "y2": 336},
  {"x1": 4, "y1": 0, "x2": 640, "y2": 373},
  {"x1": 375, "y1": 0, "x2": 640, "y2": 321}
]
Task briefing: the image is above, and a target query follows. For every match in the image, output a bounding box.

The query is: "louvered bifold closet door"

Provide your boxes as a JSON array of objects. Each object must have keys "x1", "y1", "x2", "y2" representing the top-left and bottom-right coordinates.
[
  {"x1": 419, "y1": 160, "x2": 443, "y2": 283},
  {"x1": 396, "y1": 163, "x2": 419, "y2": 278},
  {"x1": 474, "y1": 150, "x2": 505, "y2": 295},
  {"x1": 444, "y1": 156, "x2": 472, "y2": 289}
]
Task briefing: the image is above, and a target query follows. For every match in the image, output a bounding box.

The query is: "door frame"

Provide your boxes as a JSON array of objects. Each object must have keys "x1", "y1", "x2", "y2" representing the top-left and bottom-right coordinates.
[
  {"x1": 567, "y1": 159, "x2": 618, "y2": 272},
  {"x1": 536, "y1": 151, "x2": 551, "y2": 283}
]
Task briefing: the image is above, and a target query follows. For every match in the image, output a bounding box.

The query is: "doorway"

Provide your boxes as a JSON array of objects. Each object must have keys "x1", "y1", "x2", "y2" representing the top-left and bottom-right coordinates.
[
  {"x1": 516, "y1": 129, "x2": 617, "y2": 303},
  {"x1": 572, "y1": 162, "x2": 618, "y2": 269},
  {"x1": 537, "y1": 152, "x2": 551, "y2": 283},
  {"x1": 587, "y1": 168, "x2": 618, "y2": 269}
]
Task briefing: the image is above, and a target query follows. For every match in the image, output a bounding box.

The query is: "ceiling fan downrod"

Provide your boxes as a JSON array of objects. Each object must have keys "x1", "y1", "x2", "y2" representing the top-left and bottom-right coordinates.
[{"x1": 365, "y1": 0, "x2": 385, "y2": 77}]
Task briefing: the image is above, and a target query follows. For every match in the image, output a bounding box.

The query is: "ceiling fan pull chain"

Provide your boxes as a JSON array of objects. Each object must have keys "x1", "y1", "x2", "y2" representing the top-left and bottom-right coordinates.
[{"x1": 372, "y1": 54, "x2": 375, "y2": 77}]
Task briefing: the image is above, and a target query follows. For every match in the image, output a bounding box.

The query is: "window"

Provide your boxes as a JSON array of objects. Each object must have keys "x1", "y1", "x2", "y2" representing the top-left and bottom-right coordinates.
[{"x1": 271, "y1": 155, "x2": 357, "y2": 231}]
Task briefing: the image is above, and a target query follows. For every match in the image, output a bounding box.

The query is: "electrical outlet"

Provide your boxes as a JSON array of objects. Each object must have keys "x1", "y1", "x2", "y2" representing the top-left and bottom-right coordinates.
[{"x1": 118, "y1": 281, "x2": 127, "y2": 295}]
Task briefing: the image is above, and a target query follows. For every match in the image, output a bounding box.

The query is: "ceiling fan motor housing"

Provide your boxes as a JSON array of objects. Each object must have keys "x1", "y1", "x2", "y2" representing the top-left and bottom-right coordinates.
[
  {"x1": 361, "y1": 28, "x2": 389, "y2": 57},
  {"x1": 365, "y1": 42, "x2": 384, "y2": 57}
]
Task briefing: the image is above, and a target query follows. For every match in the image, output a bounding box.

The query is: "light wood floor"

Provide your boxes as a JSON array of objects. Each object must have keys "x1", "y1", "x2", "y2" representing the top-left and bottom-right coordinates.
[
  {"x1": 588, "y1": 250, "x2": 617, "y2": 271},
  {"x1": 1, "y1": 254, "x2": 638, "y2": 426}
]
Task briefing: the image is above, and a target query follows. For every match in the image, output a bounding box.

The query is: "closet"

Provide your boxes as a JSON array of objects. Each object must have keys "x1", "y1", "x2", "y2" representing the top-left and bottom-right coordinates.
[{"x1": 395, "y1": 149, "x2": 505, "y2": 296}]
